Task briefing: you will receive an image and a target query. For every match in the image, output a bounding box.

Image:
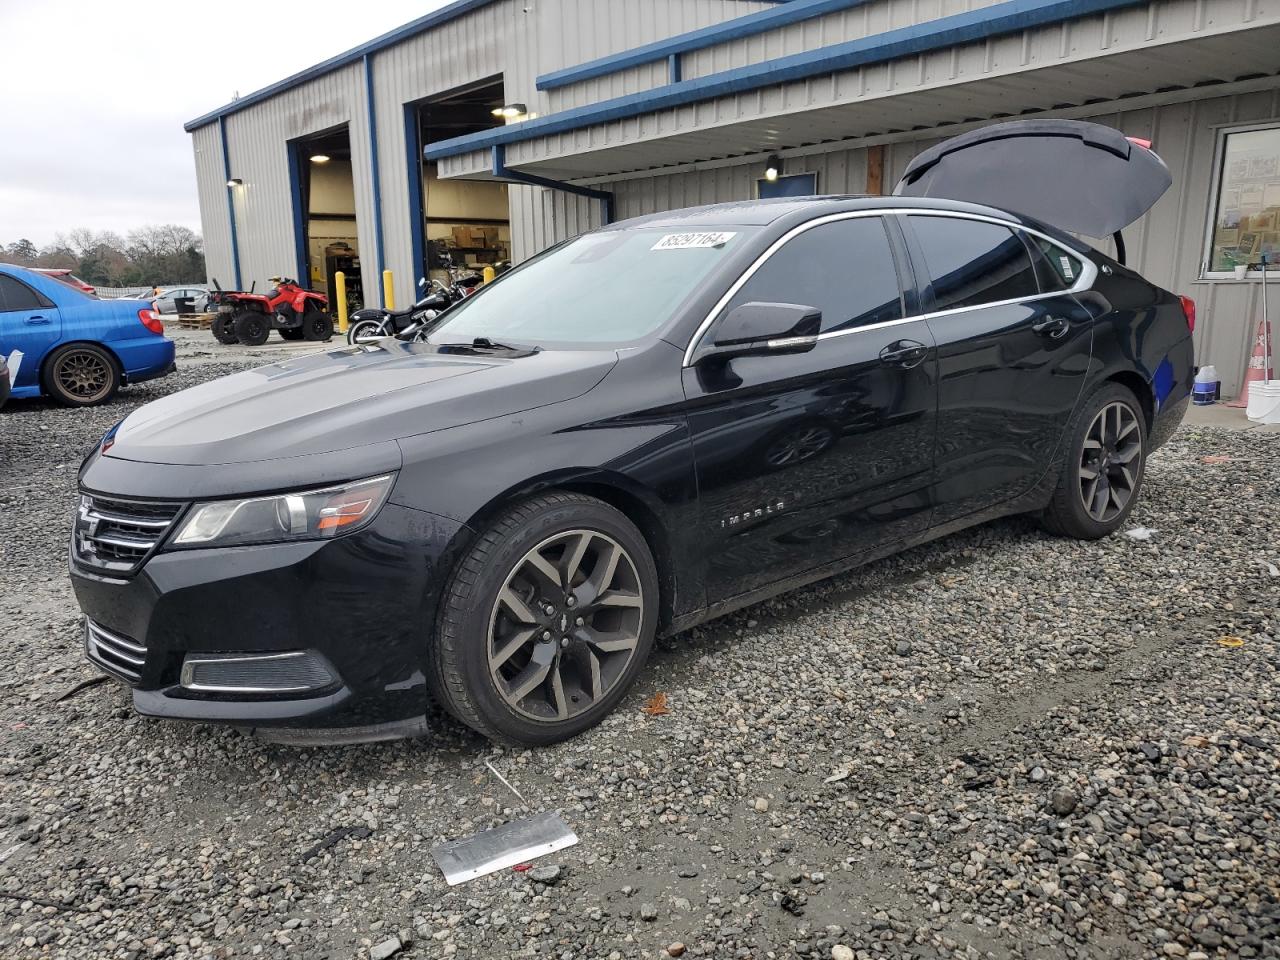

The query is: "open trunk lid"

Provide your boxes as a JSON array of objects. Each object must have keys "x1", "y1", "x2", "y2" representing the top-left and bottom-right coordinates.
[{"x1": 893, "y1": 119, "x2": 1172, "y2": 239}]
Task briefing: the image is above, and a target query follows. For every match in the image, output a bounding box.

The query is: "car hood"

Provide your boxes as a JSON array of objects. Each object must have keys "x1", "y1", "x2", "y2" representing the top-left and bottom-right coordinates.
[{"x1": 106, "y1": 340, "x2": 617, "y2": 467}]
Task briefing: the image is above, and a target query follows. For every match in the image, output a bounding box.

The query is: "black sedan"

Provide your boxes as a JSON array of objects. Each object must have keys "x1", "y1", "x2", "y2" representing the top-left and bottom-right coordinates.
[{"x1": 69, "y1": 123, "x2": 1194, "y2": 746}]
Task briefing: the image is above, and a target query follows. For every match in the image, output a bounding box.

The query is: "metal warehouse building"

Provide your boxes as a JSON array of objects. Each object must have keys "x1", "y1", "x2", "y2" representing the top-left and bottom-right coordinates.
[{"x1": 187, "y1": 0, "x2": 1280, "y2": 395}]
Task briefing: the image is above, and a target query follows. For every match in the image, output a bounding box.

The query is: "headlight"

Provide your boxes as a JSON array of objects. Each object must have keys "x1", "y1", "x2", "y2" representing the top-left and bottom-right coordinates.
[{"x1": 171, "y1": 475, "x2": 395, "y2": 549}]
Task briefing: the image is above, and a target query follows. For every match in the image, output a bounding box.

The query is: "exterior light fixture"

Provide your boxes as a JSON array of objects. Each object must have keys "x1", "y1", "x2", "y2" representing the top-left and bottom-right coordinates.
[
  {"x1": 764, "y1": 156, "x2": 782, "y2": 182},
  {"x1": 491, "y1": 103, "x2": 528, "y2": 119},
  {"x1": 226, "y1": 178, "x2": 243, "y2": 187},
  {"x1": 310, "y1": 154, "x2": 330, "y2": 163}
]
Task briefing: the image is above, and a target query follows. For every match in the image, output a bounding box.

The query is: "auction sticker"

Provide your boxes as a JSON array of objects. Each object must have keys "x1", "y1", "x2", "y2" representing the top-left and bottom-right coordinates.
[{"x1": 652, "y1": 232, "x2": 736, "y2": 250}]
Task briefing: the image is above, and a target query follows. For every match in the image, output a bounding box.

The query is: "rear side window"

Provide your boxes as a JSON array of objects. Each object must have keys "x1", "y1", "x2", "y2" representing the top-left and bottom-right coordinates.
[
  {"x1": 909, "y1": 216, "x2": 1040, "y2": 311},
  {"x1": 724, "y1": 217, "x2": 903, "y2": 334},
  {"x1": 1028, "y1": 236, "x2": 1084, "y2": 292},
  {"x1": 0, "y1": 274, "x2": 50, "y2": 312}
]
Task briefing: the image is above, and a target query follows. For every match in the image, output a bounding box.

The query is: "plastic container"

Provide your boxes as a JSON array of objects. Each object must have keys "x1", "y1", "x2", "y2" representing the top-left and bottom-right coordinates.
[
  {"x1": 1246, "y1": 380, "x2": 1280, "y2": 423},
  {"x1": 1192, "y1": 365, "x2": 1220, "y2": 405}
]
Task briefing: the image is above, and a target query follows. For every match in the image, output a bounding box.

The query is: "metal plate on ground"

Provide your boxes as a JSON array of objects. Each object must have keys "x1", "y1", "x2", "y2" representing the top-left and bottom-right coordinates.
[{"x1": 432, "y1": 811, "x2": 578, "y2": 886}]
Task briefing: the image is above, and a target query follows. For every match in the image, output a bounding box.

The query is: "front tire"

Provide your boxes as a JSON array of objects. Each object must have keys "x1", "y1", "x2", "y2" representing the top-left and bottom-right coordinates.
[
  {"x1": 44, "y1": 344, "x2": 121, "y2": 407},
  {"x1": 1040, "y1": 382, "x2": 1147, "y2": 539},
  {"x1": 429, "y1": 492, "x2": 659, "y2": 746},
  {"x1": 232, "y1": 310, "x2": 270, "y2": 346}
]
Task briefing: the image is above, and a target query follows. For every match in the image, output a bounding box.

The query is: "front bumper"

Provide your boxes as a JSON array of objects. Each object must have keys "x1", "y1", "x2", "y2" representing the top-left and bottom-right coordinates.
[{"x1": 69, "y1": 502, "x2": 468, "y2": 728}]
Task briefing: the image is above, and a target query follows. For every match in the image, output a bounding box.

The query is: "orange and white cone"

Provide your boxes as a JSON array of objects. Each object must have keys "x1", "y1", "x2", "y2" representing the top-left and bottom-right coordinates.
[{"x1": 1226, "y1": 316, "x2": 1274, "y2": 407}]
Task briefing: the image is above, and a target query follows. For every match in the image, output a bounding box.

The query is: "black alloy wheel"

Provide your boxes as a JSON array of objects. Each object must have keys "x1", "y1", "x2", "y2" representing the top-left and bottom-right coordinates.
[
  {"x1": 1040, "y1": 382, "x2": 1146, "y2": 539},
  {"x1": 303, "y1": 307, "x2": 334, "y2": 342},
  {"x1": 487, "y1": 529, "x2": 645, "y2": 722},
  {"x1": 428, "y1": 492, "x2": 658, "y2": 746},
  {"x1": 44, "y1": 344, "x2": 120, "y2": 407},
  {"x1": 1078, "y1": 401, "x2": 1142, "y2": 523},
  {"x1": 232, "y1": 310, "x2": 270, "y2": 346}
]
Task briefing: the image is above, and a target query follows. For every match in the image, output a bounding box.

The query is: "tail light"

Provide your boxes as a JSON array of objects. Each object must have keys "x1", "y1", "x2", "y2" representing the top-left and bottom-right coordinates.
[
  {"x1": 137, "y1": 308, "x2": 164, "y2": 335},
  {"x1": 1126, "y1": 136, "x2": 1153, "y2": 150},
  {"x1": 1178, "y1": 295, "x2": 1196, "y2": 333}
]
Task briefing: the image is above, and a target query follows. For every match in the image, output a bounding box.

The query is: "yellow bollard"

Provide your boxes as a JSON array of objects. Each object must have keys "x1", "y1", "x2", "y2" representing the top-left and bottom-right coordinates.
[
  {"x1": 382, "y1": 269, "x2": 395, "y2": 311},
  {"x1": 334, "y1": 271, "x2": 348, "y2": 334},
  {"x1": 482, "y1": 265, "x2": 496, "y2": 285}
]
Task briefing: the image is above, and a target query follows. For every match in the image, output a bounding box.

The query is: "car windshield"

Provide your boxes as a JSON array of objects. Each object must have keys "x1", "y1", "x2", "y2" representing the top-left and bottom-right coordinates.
[{"x1": 427, "y1": 226, "x2": 754, "y2": 347}]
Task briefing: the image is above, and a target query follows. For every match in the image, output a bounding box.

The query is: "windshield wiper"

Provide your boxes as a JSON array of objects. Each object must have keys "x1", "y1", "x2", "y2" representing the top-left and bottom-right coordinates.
[{"x1": 435, "y1": 337, "x2": 532, "y2": 352}]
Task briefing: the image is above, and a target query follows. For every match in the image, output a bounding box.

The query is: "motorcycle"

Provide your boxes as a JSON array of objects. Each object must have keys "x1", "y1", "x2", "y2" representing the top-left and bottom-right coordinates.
[{"x1": 346, "y1": 277, "x2": 454, "y2": 345}]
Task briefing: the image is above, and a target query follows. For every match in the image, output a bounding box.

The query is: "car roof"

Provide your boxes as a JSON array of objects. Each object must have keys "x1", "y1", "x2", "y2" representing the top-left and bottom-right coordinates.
[{"x1": 604, "y1": 195, "x2": 1033, "y2": 230}]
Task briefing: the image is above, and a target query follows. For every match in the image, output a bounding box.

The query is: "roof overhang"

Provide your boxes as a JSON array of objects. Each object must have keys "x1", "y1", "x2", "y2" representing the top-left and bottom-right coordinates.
[{"x1": 436, "y1": 14, "x2": 1280, "y2": 184}]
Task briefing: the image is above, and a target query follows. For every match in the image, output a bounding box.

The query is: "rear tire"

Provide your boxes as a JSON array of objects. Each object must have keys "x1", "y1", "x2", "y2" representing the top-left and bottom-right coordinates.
[
  {"x1": 428, "y1": 492, "x2": 659, "y2": 746},
  {"x1": 302, "y1": 307, "x2": 334, "y2": 342},
  {"x1": 232, "y1": 310, "x2": 270, "y2": 346},
  {"x1": 1039, "y1": 382, "x2": 1147, "y2": 540},
  {"x1": 43, "y1": 343, "x2": 121, "y2": 407},
  {"x1": 211, "y1": 314, "x2": 238, "y2": 344}
]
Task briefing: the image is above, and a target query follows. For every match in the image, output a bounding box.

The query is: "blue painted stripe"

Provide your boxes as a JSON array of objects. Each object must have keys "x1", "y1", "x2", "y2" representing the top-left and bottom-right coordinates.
[
  {"x1": 218, "y1": 116, "x2": 243, "y2": 290},
  {"x1": 428, "y1": 0, "x2": 1146, "y2": 162},
  {"x1": 364, "y1": 54, "x2": 386, "y2": 300},
  {"x1": 286, "y1": 142, "x2": 309, "y2": 288},
  {"x1": 405, "y1": 104, "x2": 426, "y2": 291},
  {"x1": 537, "y1": 0, "x2": 868, "y2": 92},
  {"x1": 184, "y1": 0, "x2": 498, "y2": 132}
]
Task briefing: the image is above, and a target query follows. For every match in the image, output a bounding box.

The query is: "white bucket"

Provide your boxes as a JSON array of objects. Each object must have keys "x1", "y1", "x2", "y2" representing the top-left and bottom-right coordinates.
[{"x1": 1246, "y1": 379, "x2": 1280, "y2": 423}]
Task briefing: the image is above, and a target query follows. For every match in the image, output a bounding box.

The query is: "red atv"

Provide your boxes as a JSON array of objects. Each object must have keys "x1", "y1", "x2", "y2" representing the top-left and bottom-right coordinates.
[{"x1": 209, "y1": 277, "x2": 333, "y2": 346}]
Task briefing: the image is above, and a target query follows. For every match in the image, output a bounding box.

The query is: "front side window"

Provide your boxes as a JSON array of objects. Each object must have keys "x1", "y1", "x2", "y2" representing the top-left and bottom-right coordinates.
[
  {"x1": 1205, "y1": 125, "x2": 1280, "y2": 274},
  {"x1": 722, "y1": 217, "x2": 903, "y2": 334},
  {"x1": 0, "y1": 274, "x2": 49, "y2": 312},
  {"x1": 909, "y1": 216, "x2": 1040, "y2": 311},
  {"x1": 428, "y1": 226, "x2": 755, "y2": 347}
]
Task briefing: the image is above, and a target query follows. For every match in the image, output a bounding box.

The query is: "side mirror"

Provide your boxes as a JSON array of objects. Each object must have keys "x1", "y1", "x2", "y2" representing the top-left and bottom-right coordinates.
[{"x1": 700, "y1": 302, "x2": 821, "y2": 362}]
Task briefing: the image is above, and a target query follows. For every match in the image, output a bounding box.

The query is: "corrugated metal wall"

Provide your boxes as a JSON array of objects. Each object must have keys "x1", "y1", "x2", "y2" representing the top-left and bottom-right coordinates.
[
  {"x1": 605, "y1": 85, "x2": 1280, "y2": 396},
  {"x1": 372, "y1": 0, "x2": 512, "y2": 306},
  {"x1": 220, "y1": 62, "x2": 371, "y2": 296},
  {"x1": 190, "y1": 124, "x2": 234, "y2": 287}
]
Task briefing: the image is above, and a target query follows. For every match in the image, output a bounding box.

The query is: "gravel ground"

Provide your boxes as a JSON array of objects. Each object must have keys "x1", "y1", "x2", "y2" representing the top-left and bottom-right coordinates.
[{"x1": 0, "y1": 333, "x2": 1277, "y2": 960}]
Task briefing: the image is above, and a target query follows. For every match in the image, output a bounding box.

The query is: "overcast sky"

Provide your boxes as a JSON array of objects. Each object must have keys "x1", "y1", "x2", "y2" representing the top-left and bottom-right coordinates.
[{"x1": 0, "y1": 0, "x2": 452, "y2": 248}]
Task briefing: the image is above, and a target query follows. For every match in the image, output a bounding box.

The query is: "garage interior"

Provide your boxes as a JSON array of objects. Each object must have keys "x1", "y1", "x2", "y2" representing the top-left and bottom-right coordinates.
[
  {"x1": 411, "y1": 78, "x2": 511, "y2": 286},
  {"x1": 291, "y1": 125, "x2": 363, "y2": 310}
]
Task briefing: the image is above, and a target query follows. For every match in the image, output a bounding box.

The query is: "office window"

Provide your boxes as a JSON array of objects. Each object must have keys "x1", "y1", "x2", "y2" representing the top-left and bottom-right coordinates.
[{"x1": 1206, "y1": 124, "x2": 1280, "y2": 274}]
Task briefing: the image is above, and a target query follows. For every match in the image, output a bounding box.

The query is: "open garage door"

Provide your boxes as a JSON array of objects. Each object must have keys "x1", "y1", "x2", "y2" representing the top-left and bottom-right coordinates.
[
  {"x1": 289, "y1": 125, "x2": 363, "y2": 311},
  {"x1": 408, "y1": 78, "x2": 512, "y2": 286}
]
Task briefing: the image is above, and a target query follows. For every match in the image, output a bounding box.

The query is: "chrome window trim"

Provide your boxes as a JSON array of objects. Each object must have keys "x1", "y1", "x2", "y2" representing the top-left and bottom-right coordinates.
[{"x1": 682, "y1": 208, "x2": 1098, "y2": 366}]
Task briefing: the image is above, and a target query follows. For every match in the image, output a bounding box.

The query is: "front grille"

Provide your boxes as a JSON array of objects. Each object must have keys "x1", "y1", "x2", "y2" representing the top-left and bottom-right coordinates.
[
  {"x1": 85, "y1": 619, "x2": 146, "y2": 684},
  {"x1": 73, "y1": 494, "x2": 184, "y2": 575}
]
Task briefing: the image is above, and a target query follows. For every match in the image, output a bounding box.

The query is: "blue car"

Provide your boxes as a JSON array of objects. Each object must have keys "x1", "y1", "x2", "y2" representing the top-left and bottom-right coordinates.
[{"x1": 0, "y1": 264, "x2": 175, "y2": 406}]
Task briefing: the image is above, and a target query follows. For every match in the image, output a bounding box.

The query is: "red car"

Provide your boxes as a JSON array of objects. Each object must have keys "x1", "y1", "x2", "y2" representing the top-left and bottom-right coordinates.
[{"x1": 33, "y1": 268, "x2": 96, "y2": 296}]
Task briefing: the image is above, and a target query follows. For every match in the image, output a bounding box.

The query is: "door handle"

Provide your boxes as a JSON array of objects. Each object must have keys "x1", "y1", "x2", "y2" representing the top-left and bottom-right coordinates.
[
  {"x1": 1032, "y1": 316, "x2": 1070, "y2": 339},
  {"x1": 25, "y1": 315, "x2": 51, "y2": 325},
  {"x1": 879, "y1": 339, "x2": 929, "y2": 368}
]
